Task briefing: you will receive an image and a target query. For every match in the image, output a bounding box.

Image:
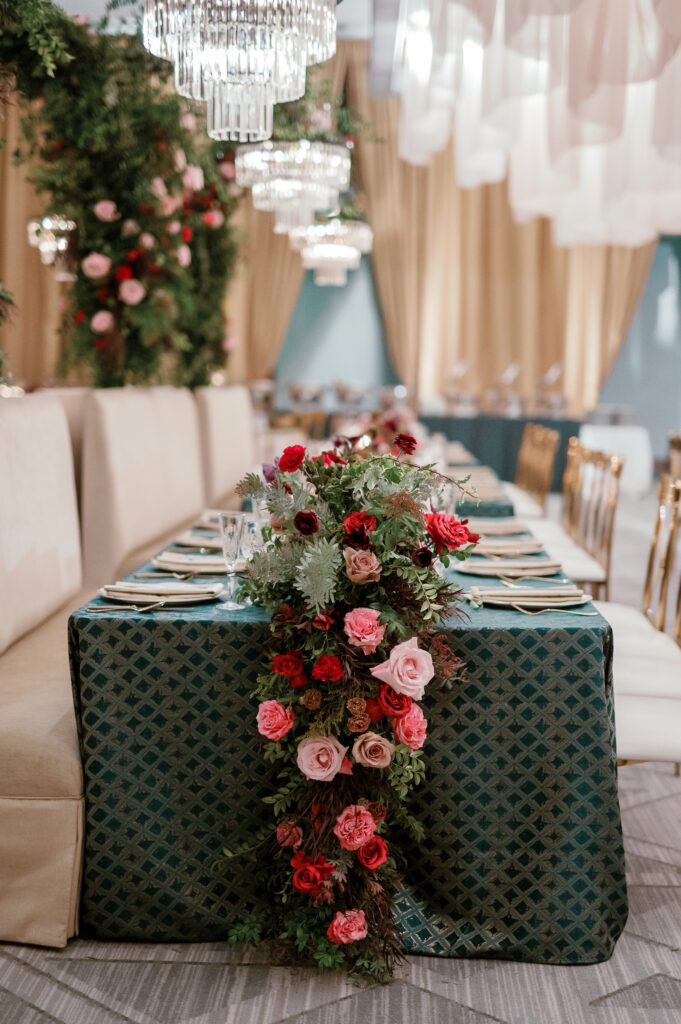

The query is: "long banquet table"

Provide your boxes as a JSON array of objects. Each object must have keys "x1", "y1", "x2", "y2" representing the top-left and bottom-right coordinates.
[{"x1": 69, "y1": 538, "x2": 628, "y2": 963}]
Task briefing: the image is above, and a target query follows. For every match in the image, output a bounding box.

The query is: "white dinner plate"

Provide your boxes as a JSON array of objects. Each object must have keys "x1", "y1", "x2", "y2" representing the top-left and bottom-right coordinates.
[
  {"x1": 466, "y1": 593, "x2": 593, "y2": 610},
  {"x1": 456, "y1": 560, "x2": 562, "y2": 578},
  {"x1": 99, "y1": 583, "x2": 224, "y2": 606}
]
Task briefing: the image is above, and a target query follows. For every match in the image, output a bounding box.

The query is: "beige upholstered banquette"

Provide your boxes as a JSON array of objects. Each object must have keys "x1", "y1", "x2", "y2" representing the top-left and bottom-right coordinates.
[
  {"x1": 195, "y1": 385, "x2": 257, "y2": 506},
  {"x1": 0, "y1": 394, "x2": 87, "y2": 947}
]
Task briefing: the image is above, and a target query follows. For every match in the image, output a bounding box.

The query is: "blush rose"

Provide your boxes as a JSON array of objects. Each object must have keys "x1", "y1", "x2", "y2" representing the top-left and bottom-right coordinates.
[
  {"x1": 351, "y1": 731, "x2": 394, "y2": 769},
  {"x1": 343, "y1": 608, "x2": 385, "y2": 655},
  {"x1": 119, "y1": 279, "x2": 146, "y2": 305},
  {"x1": 81, "y1": 253, "x2": 111, "y2": 279},
  {"x1": 90, "y1": 310, "x2": 114, "y2": 334},
  {"x1": 297, "y1": 735, "x2": 348, "y2": 782},
  {"x1": 370, "y1": 636, "x2": 434, "y2": 700},
  {"x1": 344, "y1": 548, "x2": 381, "y2": 584},
  {"x1": 256, "y1": 700, "x2": 294, "y2": 741},
  {"x1": 327, "y1": 909, "x2": 368, "y2": 945},
  {"x1": 93, "y1": 200, "x2": 119, "y2": 222},
  {"x1": 392, "y1": 703, "x2": 427, "y2": 750},
  {"x1": 333, "y1": 804, "x2": 376, "y2": 851}
]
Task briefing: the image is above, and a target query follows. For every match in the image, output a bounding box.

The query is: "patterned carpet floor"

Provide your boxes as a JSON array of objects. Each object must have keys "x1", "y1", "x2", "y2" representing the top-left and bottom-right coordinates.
[{"x1": 3, "y1": 491, "x2": 681, "y2": 1024}]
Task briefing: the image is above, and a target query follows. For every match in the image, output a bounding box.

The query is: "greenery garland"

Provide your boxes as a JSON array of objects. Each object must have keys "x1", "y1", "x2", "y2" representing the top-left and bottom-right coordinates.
[
  {"x1": 1, "y1": 2, "x2": 238, "y2": 387},
  {"x1": 234, "y1": 435, "x2": 476, "y2": 979}
]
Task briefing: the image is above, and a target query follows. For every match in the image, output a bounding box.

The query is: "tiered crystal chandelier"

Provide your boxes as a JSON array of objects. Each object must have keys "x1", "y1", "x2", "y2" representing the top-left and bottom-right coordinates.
[
  {"x1": 289, "y1": 219, "x2": 373, "y2": 285},
  {"x1": 235, "y1": 139, "x2": 351, "y2": 233},
  {"x1": 143, "y1": 1, "x2": 340, "y2": 143},
  {"x1": 27, "y1": 215, "x2": 77, "y2": 282}
]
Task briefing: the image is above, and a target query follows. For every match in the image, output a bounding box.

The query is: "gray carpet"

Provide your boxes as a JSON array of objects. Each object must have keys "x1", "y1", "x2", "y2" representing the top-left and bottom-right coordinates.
[{"x1": 3, "y1": 490, "x2": 681, "y2": 1024}]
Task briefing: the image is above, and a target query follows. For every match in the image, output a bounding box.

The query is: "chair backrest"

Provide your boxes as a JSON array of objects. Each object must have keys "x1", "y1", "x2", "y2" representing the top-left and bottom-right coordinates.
[
  {"x1": 589, "y1": 453, "x2": 624, "y2": 578},
  {"x1": 194, "y1": 385, "x2": 256, "y2": 505},
  {"x1": 81, "y1": 387, "x2": 204, "y2": 584},
  {"x1": 39, "y1": 386, "x2": 91, "y2": 503},
  {"x1": 515, "y1": 423, "x2": 559, "y2": 509},
  {"x1": 670, "y1": 432, "x2": 681, "y2": 479},
  {"x1": 0, "y1": 394, "x2": 82, "y2": 654},
  {"x1": 641, "y1": 475, "x2": 681, "y2": 631}
]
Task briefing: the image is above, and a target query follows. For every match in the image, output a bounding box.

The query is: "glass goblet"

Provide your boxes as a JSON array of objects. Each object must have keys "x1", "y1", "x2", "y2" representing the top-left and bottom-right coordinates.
[{"x1": 219, "y1": 511, "x2": 245, "y2": 610}]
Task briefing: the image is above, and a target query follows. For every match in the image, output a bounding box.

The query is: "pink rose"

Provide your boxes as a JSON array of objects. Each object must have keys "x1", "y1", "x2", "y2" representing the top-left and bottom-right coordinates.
[
  {"x1": 94, "y1": 200, "x2": 119, "y2": 222},
  {"x1": 167, "y1": 220, "x2": 181, "y2": 235},
  {"x1": 121, "y1": 219, "x2": 139, "y2": 237},
  {"x1": 90, "y1": 310, "x2": 114, "y2": 334},
  {"x1": 344, "y1": 548, "x2": 381, "y2": 584},
  {"x1": 327, "y1": 909, "x2": 368, "y2": 945},
  {"x1": 343, "y1": 607, "x2": 385, "y2": 655},
  {"x1": 119, "y1": 279, "x2": 146, "y2": 305},
  {"x1": 160, "y1": 194, "x2": 183, "y2": 217},
  {"x1": 257, "y1": 700, "x2": 294, "y2": 741},
  {"x1": 81, "y1": 253, "x2": 111, "y2": 279},
  {"x1": 139, "y1": 232, "x2": 155, "y2": 249},
  {"x1": 177, "y1": 244, "x2": 192, "y2": 268},
  {"x1": 150, "y1": 176, "x2": 167, "y2": 199},
  {"x1": 297, "y1": 735, "x2": 347, "y2": 782},
  {"x1": 183, "y1": 165, "x2": 204, "y2": 192},
  {"x1": 352, "y1": 731, "x2": 394, "y2": 769},
  {"x1": 174, "y1": 147, "x2": 187, "y2": 172},
  {"x1": 392, "y1": 703, "x2": 427, "y2": 750},
  {"x1": 370, "y1": 637, "x2": 434, "y2": 700},
  {"x1": 276, "y1": 821, "x2": 303, "y2": 848},
  {"x1": 203, "y1": 209, "x2": 225, "y2": 228},
  {"x1": 180, "y1": 111, "x2": 196, "y2": 131},
  {"x1": 219, "y1": 160, "x2": 235, "y2": 180},
  {"x1": 333, "y1": 805, "x2": 376, "y2": 851}
]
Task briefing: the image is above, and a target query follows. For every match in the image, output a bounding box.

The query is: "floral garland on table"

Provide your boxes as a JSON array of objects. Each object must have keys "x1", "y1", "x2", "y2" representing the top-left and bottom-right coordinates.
[{"x1": 234, "y1": 435, "x2": 479, "y2": 979}]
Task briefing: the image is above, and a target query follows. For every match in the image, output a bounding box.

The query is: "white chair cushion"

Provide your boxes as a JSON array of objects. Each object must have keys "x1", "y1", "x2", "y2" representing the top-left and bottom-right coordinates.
[
  {"x1": 195, "y1": 386, "x2": 257, "y2": 506},
  {"x1": 579, "y1": 424, "x2": 653, "y2": 498},
  {"x1": 615, "y1": 695, "x2": 681, "y2": 762},
  {"x1": 0, "y1": 395, "x2": 82, "y2": 654},
  {"x1": 594, "y1": 601, "x2": 658, "y2": 638},
  {"x1": 502, "y1": 483, "x2": 544, "y2": 518},
  {"x1": 611, "y1": 650, "x2": 681, "y2": 697},
  {"x1": 81, "y1": 387, "x2": 204, "y2": 584}
]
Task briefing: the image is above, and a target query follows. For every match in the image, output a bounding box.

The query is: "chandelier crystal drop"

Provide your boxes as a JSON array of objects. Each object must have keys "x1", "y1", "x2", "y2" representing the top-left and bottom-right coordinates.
[
  {"x1": 143, "y1": 0, "x2": 340, "y2": 142},
  {"x1": 289, "y1": 219, "x2": 374, "y2": 286},
  {"x1": 236, "y1": 140, "x2": 351, "y2": 231},
  {"x1": 27, "y1": 215, "x2": 78, "y2": 282}
]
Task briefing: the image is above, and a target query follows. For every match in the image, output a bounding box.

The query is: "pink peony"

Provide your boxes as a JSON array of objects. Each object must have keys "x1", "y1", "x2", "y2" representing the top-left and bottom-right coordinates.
[
  {"x1": 257, "y1": 700, "x2": 294, "y2": 741},
  {"x1": 90, "y1": 310, "x2": 114, "y2": 334},
  {"x1": 352, "y1": 731, "x2": 394, "y2": 769},
  {"x1": 174, "y1": 147, "x2": 187, "y2": 172},
  {"x1": 118, "y1": 279, "x2": 146, "y2": 305},
  {"x1": 370, "y1": 637, "x2": 434, "y2": 700},
  {"x1": 167, "y1": 220, "x2": 182, "y2": 235},
  {"x1": 344, "y1": 547, "x2": 382, "y2": 584},
  {"x1": 93, "y1": 200, "x2": 119, "y2": 222},
  {"x1": 276, "y1": 821, "x2": 303, "y2": 848},
  {"x1": 139, "y1": 232, "x2": 155, "y2": 249},
  {"x1": 183, "y1": 165, "x2": 204, "y2": 192},
  {"x1": 180, "y1": 111, "x2": 196, "y2": 131},
  {"x1": 333, "y1": 805, "x2": 376, "y2": 851},
  {"x1": 177, "y1": 244, "x2": 192, "y2": 268},
  {"x1": 81, "y1": 253, "x2": 111, "y2": 279},
  {"x1": 343, "y1": 607, "x2": 385, "y2": 655},
  {"x1": 121, "y1": 219, "x2": 139, "y2": 237},
  {"x1": 392, "y1": 703, "x2": 427, "y2": 750},
  {"x1": 160, "y1": 194, "x2": 183, "y2": 217},
  {"x1": 203, "y1": 209, "x2": 225, "y2": 228},
  {"x1": 150, "y1": 176, "x2": 167, "y2": 199},
  {"x1": 297, "y1": 735, "x2": 347, "y2": 782},
  {"x1": 327, "y1": 909, "x2": 368, "y2": 945}
]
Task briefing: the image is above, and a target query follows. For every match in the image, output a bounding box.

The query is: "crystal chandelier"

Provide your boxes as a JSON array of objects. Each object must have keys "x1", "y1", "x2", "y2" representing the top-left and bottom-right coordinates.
[
  {"x1": 27, "y1": 215, "x2": 77, "y2": 282},
  {"x1": 143, "y1": 1, "x2": 340, "y2": 143},
  {"x1": 235, "y1": 140, "x2": 351, "y2": 233},
  {"x1": 289, "y1": 219, "x2": 373, "y2": 286}
]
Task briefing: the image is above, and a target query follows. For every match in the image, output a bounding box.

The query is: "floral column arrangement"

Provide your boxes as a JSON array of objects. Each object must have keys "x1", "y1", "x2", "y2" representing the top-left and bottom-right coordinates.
[{"x1": 236, "y1": 435, "x2": 478, "y2": 977}]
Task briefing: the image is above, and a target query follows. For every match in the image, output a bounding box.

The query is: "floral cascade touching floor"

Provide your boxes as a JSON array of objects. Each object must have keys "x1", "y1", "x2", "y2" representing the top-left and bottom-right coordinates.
[{"x1": 233, "y1": 436, "x2": 479, "y2": 980}]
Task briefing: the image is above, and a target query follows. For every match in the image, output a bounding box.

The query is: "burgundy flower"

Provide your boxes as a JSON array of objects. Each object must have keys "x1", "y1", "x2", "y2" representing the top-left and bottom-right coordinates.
[
  {"x1": 293, "y1": 510, "x2": 319, "y2": 536},
  {"x1": 412, "y1": 545, "x2": 433, "y2": 567},
  {"x1": 262, "y1": 463, "x2": 277, "y2": 483},
  {"x1": 394, "y1": 433, "x2": 417, "y2": 455},
  {"x1": 344, "y1": 510, "x2": 377, "y2": 550},
  {"x1": 312, "y1": 655, "x2": 343, "y2": 682}
]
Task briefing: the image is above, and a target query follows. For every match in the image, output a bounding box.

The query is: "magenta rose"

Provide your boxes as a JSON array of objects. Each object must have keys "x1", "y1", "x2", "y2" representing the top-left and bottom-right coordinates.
[
  {"x1": 370, "y1": 637, "x2": 434, "y2": 700},
  {"x1": 327, "y1": 909, "x2": 368, "y2": 945},
  {"x1": 90, "y1": 310, "x2": 115, "y2": 334},
  {"x1": 276, "y1": 821, "x2": 303, "y2": 848},
  {"x1": 351, "y1": 731, "x2": 394, "y2": 769},
  {"x1": 119, "y1": 279, "x2": 146, "y2": 306},
  {"x1": 93, "y1": 200, "x2": 119, "y2": 222},
  {"x1": 344, "y1": 548, "x2": 382, "y2": 584},
  {"x1": 257, "y1": 700, "x2": 294, "y2": 741},
  {"x1": 343, "y1": 608, "x2": 385, "y2": 655},
  {"x1": 333, "y1": 804, "x2": 376, "y2": 851},
  {"x1": 81, "y1": 253, "x2": 111, "y2": 279},
  {"x1": 392, "y1": 703, "x2": 427, "y2": 750},
  {"x1": 297, "y1": 735, "x2": 347, "y2": 782}
]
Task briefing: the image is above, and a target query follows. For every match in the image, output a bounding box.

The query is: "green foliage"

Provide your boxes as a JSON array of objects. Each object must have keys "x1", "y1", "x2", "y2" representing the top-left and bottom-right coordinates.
[
  {"x1": 227, "y1": 914, "x2": 266, "y2": 947},
  {"x1": 388, "y1": 746, "x2": 427, "y2": 800},
  {"x1": 294, "y1": 536, "x2": 342, "y2": 612}
]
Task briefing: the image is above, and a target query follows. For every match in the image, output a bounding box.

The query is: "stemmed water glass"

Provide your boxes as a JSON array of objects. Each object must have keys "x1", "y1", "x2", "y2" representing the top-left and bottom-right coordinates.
[{"x1": 219, "y1": 511, "x2": 245, "y2": 610}]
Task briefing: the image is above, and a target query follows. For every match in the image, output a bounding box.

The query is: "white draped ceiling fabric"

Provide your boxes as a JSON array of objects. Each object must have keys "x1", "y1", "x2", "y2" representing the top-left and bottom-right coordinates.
[{"x1": 398, "y1": 0, "x2": 681, "y2": 246}]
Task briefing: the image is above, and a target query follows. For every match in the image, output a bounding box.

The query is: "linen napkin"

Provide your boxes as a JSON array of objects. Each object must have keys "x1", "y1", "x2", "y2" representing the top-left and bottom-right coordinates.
[
  {"x1": 474, "y1": 539, "x2": 545, "y2": 556},
  {"x1": 102, "y1": 581, "x2": 223, "y2": 597},
  {"x1": 467, "y1": 518, "x2": 528, "y2": 536},
  {"x1": 174, "y1": 530, "x2": 222, "y2": 550},
  {"x1": 153, "y1": 551, "x2": 248, "y2": 573},
  {"x1": 458, "y1": 558, "x2": 562, "y2": 578}
]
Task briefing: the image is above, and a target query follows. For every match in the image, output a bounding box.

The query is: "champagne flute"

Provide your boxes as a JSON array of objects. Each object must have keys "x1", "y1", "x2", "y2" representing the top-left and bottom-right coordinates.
[{"x1": 219, "y1": 511, "x2": 244, "y2": 610}]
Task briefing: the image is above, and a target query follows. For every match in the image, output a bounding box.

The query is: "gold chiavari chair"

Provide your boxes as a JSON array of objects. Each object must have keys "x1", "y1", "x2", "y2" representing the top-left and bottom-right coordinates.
[
  {"x1": 641, "y1": 475, "x2": 681, "y2": 631},
  {"x1": 670, "y1": 431, "x2": 681, "y2": 479},
  {"x1": 576, "y1": 451, "x2": 624, "y2": 601},
  {"x1": 560, "y1": 437, "x2": 586, "y2": 535},
  {"x1": 515, "y1": 423, "x2": 560, "y2": 511}
]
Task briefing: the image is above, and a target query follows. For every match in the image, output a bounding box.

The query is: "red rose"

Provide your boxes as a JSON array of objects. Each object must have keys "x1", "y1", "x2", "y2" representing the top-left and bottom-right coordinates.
[
  {"x1": 313, "y1": 613, "x2": 333, "y2": 631},
  {"x1": 394, "y1": 433, "x2": 417, "y2": 455},
  {"x1": 312, "y1": 655, "x2": 343, "y2": 682},
  {"x1": 181, "y1": 226, "x2": 193, "y2": 242},
  {"x1": 357, "y1": 835, "x2": 388, "y2": 871},
  {"x1": 293, "y1": 510, "x2": 319, "y2": 535},
  {"x1": 376, "y1": 683, "x2": 412, "y2": 718},
  {"x1": 115, "y1": 265, "x2": 133, "y2": 282},
  {"x1": 289, "y1": 673, "x2": 308, "y2": 689},
  {"x1": 291, "y1": 851, "x2": 334, "y2": 896},
  {"x1": 425, "y1": 513, "x2": 479, "y2": 555},
  {"x1": 75, "y1": 310, "x2": 85, "y2": 325},
  {"x1": 272, "y1": 651, "x2": 305, "y2": 678},
  {"x1": 365, "y1": 698, "x2": 384, "y2": 722},
  {"x1": 279, "y1": 445, "x2": 306, "y2": 472},
  {"x1": 344, "y1": 510, "x2": 377, "y2": 549}
]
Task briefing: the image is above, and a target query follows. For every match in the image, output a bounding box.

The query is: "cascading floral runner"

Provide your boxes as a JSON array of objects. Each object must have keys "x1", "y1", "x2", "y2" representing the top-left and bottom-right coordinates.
[{"x1": 235, "y1": 436, "x2": 478, "y2": 980}]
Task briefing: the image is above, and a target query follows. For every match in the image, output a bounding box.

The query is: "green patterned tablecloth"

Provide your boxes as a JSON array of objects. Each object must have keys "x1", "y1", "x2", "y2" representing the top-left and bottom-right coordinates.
[{"x1": 69, "y1": 564, "x2": 627, "y2": 964}]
